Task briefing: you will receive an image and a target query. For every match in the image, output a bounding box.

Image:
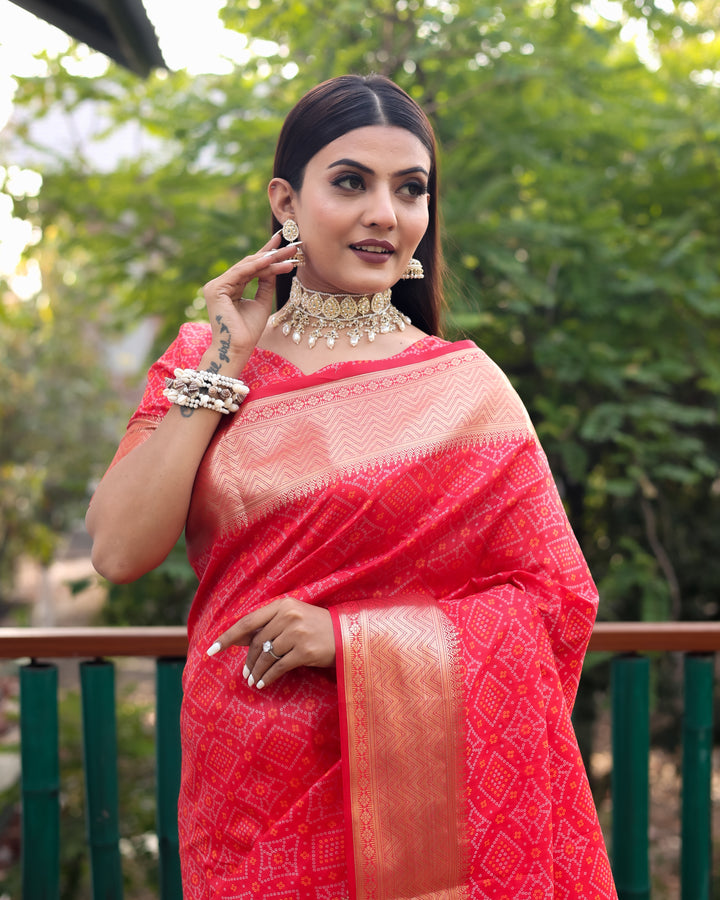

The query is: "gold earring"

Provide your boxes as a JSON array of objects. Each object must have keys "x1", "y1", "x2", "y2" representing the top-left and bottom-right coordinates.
[
  {"x1": 282, "y1": 219, "x2": 300, "y2": 242},
  {"x1": 401, "y1": 258, "x2": 424, "y2": 280},
  {"x1": 289, "y1": 245, "x2": 305, "y2": 268}
]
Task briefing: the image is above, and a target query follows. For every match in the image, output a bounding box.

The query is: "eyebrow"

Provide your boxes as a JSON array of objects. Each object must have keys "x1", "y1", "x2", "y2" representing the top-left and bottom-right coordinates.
[{"x1": 327, "y1": 158, "x2": 430, "y2": 177}]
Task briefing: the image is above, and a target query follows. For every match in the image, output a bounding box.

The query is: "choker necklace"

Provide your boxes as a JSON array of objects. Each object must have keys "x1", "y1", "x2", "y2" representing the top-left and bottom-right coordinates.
[{"x1": 270, "y1": 277, "x2": 411, "y2": 350}]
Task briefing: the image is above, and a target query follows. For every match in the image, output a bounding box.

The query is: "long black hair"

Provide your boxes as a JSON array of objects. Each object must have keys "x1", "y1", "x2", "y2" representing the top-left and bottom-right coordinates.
[{"x1": 271, "y1": 74, "x2": 445, "y2": 336}]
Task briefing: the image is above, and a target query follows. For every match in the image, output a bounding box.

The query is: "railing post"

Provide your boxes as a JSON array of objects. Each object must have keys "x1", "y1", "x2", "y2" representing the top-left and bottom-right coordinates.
[
  {"x1": 80, "y1": 659, "x2": 123, "y2": 899},
  {"x1": 156, "y1": 657, "x2": 184, "y2": 900},
  {"x1": 681, "y1": 653, "x2": 714, "y2": 900},
  {"x1": 20, "y1": 662, "x2": 60, "y2": 899},
  {"x1": 611, "y1": 653, "x2": 650, "y2": 900}
]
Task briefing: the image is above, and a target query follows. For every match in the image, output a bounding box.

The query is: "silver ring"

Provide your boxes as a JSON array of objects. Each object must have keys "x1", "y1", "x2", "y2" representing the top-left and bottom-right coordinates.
[{"x1": 262, "y1": 639, "x2": 283, "y2": 661}]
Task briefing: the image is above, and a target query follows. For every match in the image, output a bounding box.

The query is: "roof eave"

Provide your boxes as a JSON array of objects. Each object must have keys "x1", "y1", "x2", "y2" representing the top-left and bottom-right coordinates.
[{"x1": 8, "y1": 0, "x2": 166, "y2": 76}]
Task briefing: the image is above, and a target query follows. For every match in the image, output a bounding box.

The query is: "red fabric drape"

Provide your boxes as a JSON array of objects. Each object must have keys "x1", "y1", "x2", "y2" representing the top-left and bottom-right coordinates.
[{"x1": 108, "y1": 324, "x2": 616, "y2": 899}]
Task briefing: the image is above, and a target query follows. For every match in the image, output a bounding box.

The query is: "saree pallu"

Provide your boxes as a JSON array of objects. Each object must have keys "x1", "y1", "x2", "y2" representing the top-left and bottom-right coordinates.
[{"x1": 114, "y1": 325, "x2": 617, "y2": 900}]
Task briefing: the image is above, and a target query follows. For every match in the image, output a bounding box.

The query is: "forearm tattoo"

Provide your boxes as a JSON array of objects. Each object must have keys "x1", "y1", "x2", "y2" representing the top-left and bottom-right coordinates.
[
  {"x1": 179, "y1": 315, "x2": 234, "y2": 418},
  {"x1": 216, "y1": 315, "x2": 231, "y2": 363}
]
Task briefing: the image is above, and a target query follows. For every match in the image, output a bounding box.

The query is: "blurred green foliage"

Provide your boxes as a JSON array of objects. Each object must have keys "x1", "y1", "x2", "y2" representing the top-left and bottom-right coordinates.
[
  {"x1": 100, "y1": 541, "x2": 196, "y2": 627},
  {"x1": 0, "y1": 0, "x2": 718, "y2": 629},
  {"x1": 0, "y1": 686, "x2": 158, "y2": 898}
]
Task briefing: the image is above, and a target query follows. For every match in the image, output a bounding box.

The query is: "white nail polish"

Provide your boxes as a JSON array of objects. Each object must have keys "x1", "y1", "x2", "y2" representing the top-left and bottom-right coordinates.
[
  {"x1": 263, "y1": 241, "x2": 301, "y2": 257},
  {"x1": 206, "y1": 641, "x2": 222, "y2": 656},
  {"x1": 248, "y1": 674, "x2": 255, "y2": 687},
  {"x1": 256, "y1": 680, "x2": 265, "y2": 690},
  {"x1": 243, "y1": 665, "x2": 250, "y2": 679}
]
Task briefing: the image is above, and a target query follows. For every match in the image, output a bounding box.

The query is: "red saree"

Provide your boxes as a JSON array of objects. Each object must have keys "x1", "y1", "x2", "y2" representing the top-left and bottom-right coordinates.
[{"x1": 112, "y1": 324, "x2": 616, "y2": 900}]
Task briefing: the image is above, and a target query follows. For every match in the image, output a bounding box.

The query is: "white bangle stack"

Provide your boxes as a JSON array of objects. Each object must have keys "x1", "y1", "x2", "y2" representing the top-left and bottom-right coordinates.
[{"x1": 163, "y1": 368, "x2": 249, "y2": 414}]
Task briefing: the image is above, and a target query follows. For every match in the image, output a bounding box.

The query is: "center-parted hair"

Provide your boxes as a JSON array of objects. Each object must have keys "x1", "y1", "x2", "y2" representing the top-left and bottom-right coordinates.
[{"x1": 272, "y1": 74, "x2": 444, "y2": 336}]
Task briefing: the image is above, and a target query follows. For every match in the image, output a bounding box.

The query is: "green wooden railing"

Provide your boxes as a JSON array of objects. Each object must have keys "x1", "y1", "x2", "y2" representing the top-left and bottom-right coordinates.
[
  {"x1": 4, "y1": 628, "x2": 188, "y2": 900},
  {"x1": 0, "y1": 623, "x2": 717, "y2": 899}
]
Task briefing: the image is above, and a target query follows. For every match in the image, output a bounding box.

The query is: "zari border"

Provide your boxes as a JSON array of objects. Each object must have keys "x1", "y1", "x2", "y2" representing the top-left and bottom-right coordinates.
[
  {"x1": 192, "y1": 346, "x2": 534, "y2": 536},
  {"x1": 332, "y1": 602, "x2": 469, "y2": 900}
]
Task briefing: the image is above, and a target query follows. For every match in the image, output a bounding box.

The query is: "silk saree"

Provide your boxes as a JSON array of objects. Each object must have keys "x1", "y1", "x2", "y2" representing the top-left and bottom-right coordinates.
[{"x1": 111, "y1": 324, "x2": 616, "y2": 900}]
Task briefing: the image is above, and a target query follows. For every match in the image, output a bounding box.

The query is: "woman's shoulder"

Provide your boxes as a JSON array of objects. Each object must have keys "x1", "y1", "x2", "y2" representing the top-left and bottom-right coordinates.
[
  {"x1": 436, "y1": 336, "x2": 525, "y2": 399},
  {"x1": 409, "y1": 334, "x2": 451, "y2": 354},
  {"x1": 146, "y1": 322, "x2": 212, "y2": 373},
  {"x1": 173, "y1": 322, "x2": 213, "y2": 361},
  {"x1": 424, "y1": 334, "x2": 490, "y2": 363}
]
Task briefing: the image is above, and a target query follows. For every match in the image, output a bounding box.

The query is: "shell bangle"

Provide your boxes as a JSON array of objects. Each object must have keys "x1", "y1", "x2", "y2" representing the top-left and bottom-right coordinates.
[{"x1": 163, "y1": 368, "x2": 249, "y2": 414}]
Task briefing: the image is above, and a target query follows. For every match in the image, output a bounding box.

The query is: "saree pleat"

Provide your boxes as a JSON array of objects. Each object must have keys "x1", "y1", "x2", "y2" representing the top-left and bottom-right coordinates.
[{"x1": 109, "y1": 324, "x2": 617, "y2": 900}]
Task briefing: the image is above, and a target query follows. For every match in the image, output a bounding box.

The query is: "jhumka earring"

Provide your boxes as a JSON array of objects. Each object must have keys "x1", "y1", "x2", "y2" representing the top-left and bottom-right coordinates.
[
  {"x1": 282, "y1": 218, "x2": 304, "y2": 266},
  {"x1": 401, "y1": 257, "x2": 424, "y2": 280}
]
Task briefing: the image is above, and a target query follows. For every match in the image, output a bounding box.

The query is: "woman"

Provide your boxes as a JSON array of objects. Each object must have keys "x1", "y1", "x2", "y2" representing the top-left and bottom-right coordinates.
[{"x1": 87, "y1": 75, "x2": 617, "y2": 900}]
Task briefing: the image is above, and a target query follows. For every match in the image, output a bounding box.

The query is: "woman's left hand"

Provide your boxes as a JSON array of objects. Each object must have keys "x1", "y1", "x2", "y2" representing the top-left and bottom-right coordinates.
[{"x1": 205, "y1": 597, "x2": 336, "y2": 690}]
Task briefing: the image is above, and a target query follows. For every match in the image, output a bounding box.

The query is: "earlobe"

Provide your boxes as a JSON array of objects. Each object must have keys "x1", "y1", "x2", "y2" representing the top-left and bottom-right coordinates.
[{"x1": 268, "y1": 178, "x2": 296, "y2": 221}]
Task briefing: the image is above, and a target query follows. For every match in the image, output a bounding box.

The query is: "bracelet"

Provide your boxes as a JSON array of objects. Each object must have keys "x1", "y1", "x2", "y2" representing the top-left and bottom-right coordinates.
[{"x1": 163, "y1": 368, "x2": 249, "y2": 414}]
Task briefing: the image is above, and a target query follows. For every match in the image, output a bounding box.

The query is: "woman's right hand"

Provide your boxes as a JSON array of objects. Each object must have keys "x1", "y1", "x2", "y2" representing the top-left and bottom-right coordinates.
[
  {"x1": 202, "y1": 231, "x2": 300, "y2": 373},
  {"x1": 87, "y1": 231, "x2": 300, "y2": 583}
]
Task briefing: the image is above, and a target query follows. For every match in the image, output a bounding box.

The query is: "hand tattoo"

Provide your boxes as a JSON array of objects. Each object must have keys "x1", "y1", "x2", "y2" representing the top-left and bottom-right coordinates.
[{"x1": 216, "y1": 315, "x2": 231, "y2": 364}]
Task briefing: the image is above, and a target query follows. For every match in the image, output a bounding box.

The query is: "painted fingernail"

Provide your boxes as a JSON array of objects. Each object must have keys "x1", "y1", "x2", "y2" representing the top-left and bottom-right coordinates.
[
  {"x1": 206, "y1": 641, "x2": 222, "y2": 656},
  {"x1": 248, "y1": 674, "x2": 255, "y2": 687},
  {"x1": 263, "y1": 241, "x2": 302, "y2": 257},
  {"x1": 243, "y1": 665, "x2": 250, "y2": 679},
  {"x1": 256, "y1": 680, "x2": 265, "y2": 690}
]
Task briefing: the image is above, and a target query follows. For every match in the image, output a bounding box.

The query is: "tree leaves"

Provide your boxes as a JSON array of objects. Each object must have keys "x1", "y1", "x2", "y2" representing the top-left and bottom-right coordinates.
[{"x1": 1, "y1": 0, "x2": 718, "y2": 622}]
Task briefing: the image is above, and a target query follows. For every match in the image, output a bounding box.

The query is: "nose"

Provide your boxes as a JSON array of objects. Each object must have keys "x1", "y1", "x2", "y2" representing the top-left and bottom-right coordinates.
[{"x1": 362, "y1": 185, "x2": 397, "y2": 230}]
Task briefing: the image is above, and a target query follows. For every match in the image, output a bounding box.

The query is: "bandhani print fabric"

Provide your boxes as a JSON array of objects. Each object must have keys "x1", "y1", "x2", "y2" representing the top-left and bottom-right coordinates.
[{"x1": 109, "y1": 323, "x2": 617, "y2": 900}]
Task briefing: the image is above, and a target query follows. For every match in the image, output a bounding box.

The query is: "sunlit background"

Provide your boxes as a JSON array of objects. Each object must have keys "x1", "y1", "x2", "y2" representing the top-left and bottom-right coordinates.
[
  {"x1": 2, "y1": 0, "x2": 717, "y2": 299},
  {"x1": 0, "y1": 0, "x2": 291, "y2": 292}
]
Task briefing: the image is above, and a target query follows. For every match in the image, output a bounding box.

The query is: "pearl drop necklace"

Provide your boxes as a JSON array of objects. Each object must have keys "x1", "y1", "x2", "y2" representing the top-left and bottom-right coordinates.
[{"x1": 270, "y1": 277, "x2": 411, "y2": 350}]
